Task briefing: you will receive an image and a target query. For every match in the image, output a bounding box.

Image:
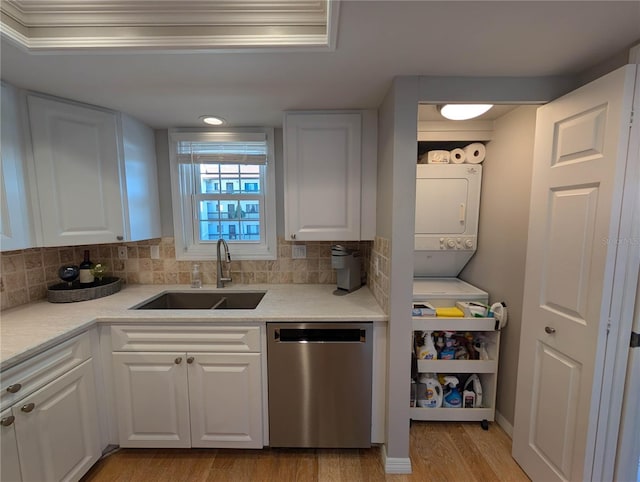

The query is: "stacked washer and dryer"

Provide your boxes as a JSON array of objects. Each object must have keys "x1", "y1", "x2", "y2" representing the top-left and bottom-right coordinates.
[
  {"x1": 411, "y1": 161, "x2": 501, "y2": 426},
  {"x1": 414, "y1": 163, "x2": 484, "y2": 292}
]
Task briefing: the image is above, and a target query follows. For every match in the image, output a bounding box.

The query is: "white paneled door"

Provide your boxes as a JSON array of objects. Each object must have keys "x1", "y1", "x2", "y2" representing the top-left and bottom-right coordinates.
[
  {"x1": 13, "y1": 360, "x2": 100, "y2": 482},
  {"x1": 513, "y1": 65, "x2": 637, "y2": 481},
  {"x1": 187, "y1": 353, "x2": 263, "y2": 448},
  {"x1": 112, "y1": 352, "x2": 191, "y2": 448},
  {"x1": 284, "y1": 112, "x2": 362, "y2": 241}
]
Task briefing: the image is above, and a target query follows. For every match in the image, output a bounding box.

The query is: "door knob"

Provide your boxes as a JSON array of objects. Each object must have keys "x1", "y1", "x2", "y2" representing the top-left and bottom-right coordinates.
[
  {"x1": 21, "y1": 403, "x2": 35, "y2": 413},
  {"x1": 174, "y1": 357, "x2": 183, "y2": 364},
  {"x1": 6, "y1": 384, "x2": 22, "y2": 393},
  {"x1": 187, "y1": 357, "x2": 195, "y2": 364},
  {"x1": 544, "y1": 326, "x2": 556, "y2": 334}
]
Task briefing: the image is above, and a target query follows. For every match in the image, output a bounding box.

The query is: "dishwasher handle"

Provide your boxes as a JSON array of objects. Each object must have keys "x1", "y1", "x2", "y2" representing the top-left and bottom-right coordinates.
[{"x1": 274, "y1": 328, "x2": 366, "y2": 343}]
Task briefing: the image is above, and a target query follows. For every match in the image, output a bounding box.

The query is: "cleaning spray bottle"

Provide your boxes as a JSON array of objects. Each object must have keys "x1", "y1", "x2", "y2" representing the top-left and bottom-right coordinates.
[
  {"x1": 416, "y1": 331, "x2": 437, "y2": 360},
  {"x1": 417, "y1": 373, "x2": 443, "y2": 408},
  {"x1": 442, "y1": 376, "x2": 462, "y2": 408}
]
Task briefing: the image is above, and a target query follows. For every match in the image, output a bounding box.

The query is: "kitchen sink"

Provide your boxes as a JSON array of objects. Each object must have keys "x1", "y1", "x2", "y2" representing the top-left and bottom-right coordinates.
[{"x1": 131, "y1": 291, "x2": 266, "y2": 310}]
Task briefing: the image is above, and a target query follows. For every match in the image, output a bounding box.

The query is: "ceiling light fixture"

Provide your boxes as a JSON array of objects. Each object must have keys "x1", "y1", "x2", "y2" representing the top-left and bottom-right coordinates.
[
  {"x1": 200, "y1": 116, "x2": 226, "y2": 126},
  {"x1": 438, "y1": 104, "x2": 493, "y2": 121}
]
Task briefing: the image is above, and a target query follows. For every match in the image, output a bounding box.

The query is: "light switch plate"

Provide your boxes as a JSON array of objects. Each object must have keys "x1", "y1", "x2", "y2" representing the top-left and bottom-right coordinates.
[
  {"x1": 292, "y1": 245, "x2": 307, "y2": 259},
  {"x1": 118, "y1": 247, "x2": 128, "y2": 260},
  {"x1": 150, "y1": 245, "x2": 160, "y2": 259}
]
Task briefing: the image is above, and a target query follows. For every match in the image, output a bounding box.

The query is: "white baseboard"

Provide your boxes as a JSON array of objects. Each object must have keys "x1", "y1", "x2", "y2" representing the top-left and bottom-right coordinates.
[
  {"x1": 381, "y1": 444, "x2": 412, "y2": 474},
  {"x1": 495, "y1": 410, "x2": 513, "y2": 438}
]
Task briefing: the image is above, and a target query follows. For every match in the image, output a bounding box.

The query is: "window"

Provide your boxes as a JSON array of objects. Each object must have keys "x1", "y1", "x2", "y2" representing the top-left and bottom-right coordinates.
[{"x1": 169, "y1": 128, "x2": 276, "y2": 260}]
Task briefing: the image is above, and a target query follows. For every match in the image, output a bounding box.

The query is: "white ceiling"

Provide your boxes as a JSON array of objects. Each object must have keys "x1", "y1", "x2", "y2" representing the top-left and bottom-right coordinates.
[{"x1": 1, "y1": 1, "x2": 639, "y2": 129}]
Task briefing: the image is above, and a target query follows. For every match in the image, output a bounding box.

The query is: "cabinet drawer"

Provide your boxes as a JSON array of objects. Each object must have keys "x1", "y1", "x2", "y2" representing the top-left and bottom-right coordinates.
[
  {"x1": 111, "y1": 325, "x2": 262, "y2": 353},
  {"x1": 1, "y1": 332, "x2": 91, "y2": 411}
]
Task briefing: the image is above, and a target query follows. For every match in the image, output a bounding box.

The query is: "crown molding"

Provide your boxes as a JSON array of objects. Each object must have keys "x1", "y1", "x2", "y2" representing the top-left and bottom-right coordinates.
[
  {"x1": 0, "y1": 0, "x2": 338, "y2": 51},
  {"x1": 3, "y1": 1, "x2": 327, "y2": 26}
]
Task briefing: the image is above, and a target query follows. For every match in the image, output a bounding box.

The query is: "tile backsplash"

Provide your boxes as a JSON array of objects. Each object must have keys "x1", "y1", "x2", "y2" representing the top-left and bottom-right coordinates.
[
  {"x1": 1, "y1": 237, "x2": 372, "y2": 311},
  {"x1": 368, "y1": 236, "x2": 390, "y2": 314}
]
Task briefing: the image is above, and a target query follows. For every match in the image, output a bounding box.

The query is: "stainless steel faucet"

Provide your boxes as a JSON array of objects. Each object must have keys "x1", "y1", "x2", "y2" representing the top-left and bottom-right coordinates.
[{"x1": 216, "y1": 238, "x2": 232, "y2": 288}]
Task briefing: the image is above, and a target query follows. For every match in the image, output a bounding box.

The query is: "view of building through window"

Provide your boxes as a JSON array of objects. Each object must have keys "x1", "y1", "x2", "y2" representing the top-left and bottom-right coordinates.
[{"x1": 196, "y1": 163, "x2": 262, "y2": 242}]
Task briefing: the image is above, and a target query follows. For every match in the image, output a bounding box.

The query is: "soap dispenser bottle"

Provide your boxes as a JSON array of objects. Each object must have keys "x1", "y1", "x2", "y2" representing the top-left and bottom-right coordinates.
[{"x1": 191, "y1": 264, "x2": 202, "y2": 288}]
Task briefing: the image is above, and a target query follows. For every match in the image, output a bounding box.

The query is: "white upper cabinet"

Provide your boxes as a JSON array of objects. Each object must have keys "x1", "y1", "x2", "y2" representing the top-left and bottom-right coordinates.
[
  {"x1": 26, "y1": 93, "x2": 160, "y2": 246},
  {"x1": 284, "y1": 111, "x2": 377, "y2": 241},
  {"x1": 1, "y1": 82, "x2": 34, "y2": 251}
]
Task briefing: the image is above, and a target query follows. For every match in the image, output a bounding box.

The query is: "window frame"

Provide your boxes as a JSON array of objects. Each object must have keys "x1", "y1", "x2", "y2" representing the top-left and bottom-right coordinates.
[{"x1": 168, "y1": 127, "x2": 277, "y2": 260}]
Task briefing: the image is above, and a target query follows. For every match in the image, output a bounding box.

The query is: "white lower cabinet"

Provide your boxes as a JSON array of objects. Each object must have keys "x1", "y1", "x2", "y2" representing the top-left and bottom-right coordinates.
[
  {"x1": 188, "y1": 353, "x2": 262, "y2": 448},
  {"x1": 0, "y1": 332, "x2": 101, "y2": 482},
  {"x1": 112, "y1": 352, "x2": 191, "y2": 448},
  {"x1": 111, "y1": 325, "x2": 263, "y2": 449},
  {"x1": 1, "y1": 408, "x2": 22, "y2": 482},
  {"x1": 13, "y1": 359, "x2": 101, "y2": 482}
]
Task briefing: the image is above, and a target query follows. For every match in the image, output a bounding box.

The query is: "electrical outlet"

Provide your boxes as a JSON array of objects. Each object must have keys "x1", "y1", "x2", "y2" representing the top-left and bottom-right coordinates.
[
  {"x1": 292, "y1": 245, "x2": 307, "y2": 259},
  {"x1": 118, "y1": 246, "x2": 128, "y2": 260},
  {"x1": 150, "y1": 245, "x2": 160, "y2": 259},
  {"x1": 375, "y1": 257, "x2": 380, "y2": 276}
]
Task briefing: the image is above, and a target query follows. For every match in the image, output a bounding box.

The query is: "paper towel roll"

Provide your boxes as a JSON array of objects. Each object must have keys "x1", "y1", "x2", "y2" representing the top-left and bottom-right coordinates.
[
  {"x1": 464, "y1": 143, "x2": 486, "y2": 164},
  {"x1": 426, "y1": 150, "x2": 450, "y2": 164},
  {"x1": 450, "y1": 148, "x2": 466, "y2": 164}
]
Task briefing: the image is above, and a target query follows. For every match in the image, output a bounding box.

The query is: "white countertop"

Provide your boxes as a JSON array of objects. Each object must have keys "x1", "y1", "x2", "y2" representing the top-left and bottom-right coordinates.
[{"x1": 0, "y1": 283, "x2": 387, "y2": 370}]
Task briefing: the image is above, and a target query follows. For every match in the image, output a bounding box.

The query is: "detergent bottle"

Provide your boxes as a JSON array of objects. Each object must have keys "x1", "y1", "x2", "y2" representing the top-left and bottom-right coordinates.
[
  {"x1": 442, "y1": 376, "x2": 462, "y2": 408},
  {"x1": 417, "y1": 373, "x2": 443, "y2": 408}
]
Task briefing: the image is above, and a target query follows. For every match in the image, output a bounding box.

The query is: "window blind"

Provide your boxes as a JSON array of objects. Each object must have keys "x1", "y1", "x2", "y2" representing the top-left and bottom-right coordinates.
[{"x1": 175, "y1": 132, "x2": 268, "y2": 165}]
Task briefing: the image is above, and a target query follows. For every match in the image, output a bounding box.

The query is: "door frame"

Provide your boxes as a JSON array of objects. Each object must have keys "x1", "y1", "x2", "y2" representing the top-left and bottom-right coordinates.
[{"x1": 592, "y1": 57, "x2": 640, "y2": 481}]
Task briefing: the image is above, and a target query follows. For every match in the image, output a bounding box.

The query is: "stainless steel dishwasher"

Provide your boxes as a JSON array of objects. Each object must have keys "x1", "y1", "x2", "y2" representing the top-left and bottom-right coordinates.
[{"x1": 267, "y1": 322, "x2": 372, "y2": 448}]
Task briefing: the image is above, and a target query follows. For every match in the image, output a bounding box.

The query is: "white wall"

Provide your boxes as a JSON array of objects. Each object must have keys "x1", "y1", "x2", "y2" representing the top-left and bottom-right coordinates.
[
  {"x1": 377, "y1": 77, "x2": 421, "y2": 470},
  {"x1": 459, "y1": 105, "x2": 538, "y2": 428}
]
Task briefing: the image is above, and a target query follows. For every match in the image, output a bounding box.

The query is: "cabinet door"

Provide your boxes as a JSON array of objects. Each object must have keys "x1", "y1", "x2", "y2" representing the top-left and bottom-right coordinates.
[
  {"x1": 13, "y1": 359, "x2": 100, "y2": 482},
  {"x1": 27, "y1": 94, "x2": 125, "y2": 246},
  {"x1": 284, "y1": 112, "x2": 362, "y2": 241},
  {"x1": 120, "y1": 114, "x2": 161, "y2": 241},
  {"x1": 112, "y1": 352, "x2": 190, "y2": 448},
  {"x1": 1, "y1": 408, "x2": 22, "y2": 482},
  {"x1": 188, "y1": 353, "x2": 262, "y2": 448},
  {"x1": 1, "y1": 82, "x2": 33, "y2": 251}
]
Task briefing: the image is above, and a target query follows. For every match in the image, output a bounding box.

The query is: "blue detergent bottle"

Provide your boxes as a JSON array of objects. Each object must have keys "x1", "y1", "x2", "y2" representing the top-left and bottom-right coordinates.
[{"x1": 442, "y1": 376, "x2": 462, "y2": 408}]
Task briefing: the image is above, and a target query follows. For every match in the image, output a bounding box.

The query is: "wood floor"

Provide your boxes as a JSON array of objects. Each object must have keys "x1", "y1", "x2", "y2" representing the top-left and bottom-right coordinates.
[{"x1": 81, "y1": 421, "x2": 530, "y2": 482}]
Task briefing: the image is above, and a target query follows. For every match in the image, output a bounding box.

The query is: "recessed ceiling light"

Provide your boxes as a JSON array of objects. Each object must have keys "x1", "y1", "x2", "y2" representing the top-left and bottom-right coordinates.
[
  {"x1": 200, "y1": 116, "x2": 226, "y2": 126},
  {"x1": 438, "y1": 104, "x2": 493, "y2": 120}
]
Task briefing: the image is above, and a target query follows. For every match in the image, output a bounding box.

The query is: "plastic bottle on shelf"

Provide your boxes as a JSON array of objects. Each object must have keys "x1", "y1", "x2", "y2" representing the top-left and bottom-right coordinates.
[
  {"x1": 440, "y1": 332, "x2": 456, "y2": 360},
  {"x1": 436, "y1": 335, "x2": 445, "y2": 357},
  {"x1": 417, "y1": 373, "x2": 443, "y2": 408},
  {"x1": 442, "y1": 376, "x2": 462, "y2": 408},
  {"x1": 416, "y1": 331, "x2": 437, "y2": 360},
  {"x1": 463, "y1": 374, "x2": 483, "y2": 408}
]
